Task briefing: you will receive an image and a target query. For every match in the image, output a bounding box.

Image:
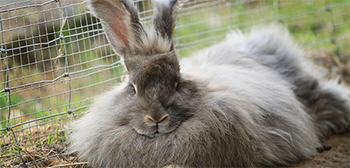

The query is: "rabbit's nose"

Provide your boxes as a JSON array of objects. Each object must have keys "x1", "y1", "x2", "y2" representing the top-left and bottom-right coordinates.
[{"x1": 145, "y1": 114, "x2": 170, "y2": 125}]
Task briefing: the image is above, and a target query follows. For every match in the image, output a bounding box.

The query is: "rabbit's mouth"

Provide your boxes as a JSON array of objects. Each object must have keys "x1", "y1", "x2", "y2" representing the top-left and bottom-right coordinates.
[{"x1": 133, "y1": 125, "x2": 179, "y2": 138}]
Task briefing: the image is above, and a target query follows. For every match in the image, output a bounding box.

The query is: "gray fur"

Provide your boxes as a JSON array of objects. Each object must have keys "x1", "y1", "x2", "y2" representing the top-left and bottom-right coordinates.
[
  {"x1": 224, "y1": 25, "x2": 350, "y2": 140},
  {"x1": 71, "y1": 0, "x2": 350, "y2": 167},
  {"x1": 153, "y1": 0, "x2": 178, "y2": 50}
]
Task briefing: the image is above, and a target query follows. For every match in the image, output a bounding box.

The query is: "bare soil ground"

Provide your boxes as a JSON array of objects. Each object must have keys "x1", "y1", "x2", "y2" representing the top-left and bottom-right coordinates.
[{"x1": 292, "y1": 134, "x2": 350, "y2": 168}]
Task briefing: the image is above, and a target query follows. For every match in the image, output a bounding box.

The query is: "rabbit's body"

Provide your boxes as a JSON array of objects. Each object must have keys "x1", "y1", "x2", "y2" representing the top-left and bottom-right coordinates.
[
  {"x1": 71, "y1": 0, "x2": 350, "y2": 167},
  {"x1": 182, "y1": 26, "x2": 350, "y2": 140},
  {"x1": 72, "y1": 60, "x2": 320, "y2": 167}
]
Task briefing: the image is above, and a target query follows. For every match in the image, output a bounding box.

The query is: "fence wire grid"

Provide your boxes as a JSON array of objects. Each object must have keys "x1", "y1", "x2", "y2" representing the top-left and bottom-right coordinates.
[{"x1": 0, "y1": 0, "x2": 349, "y2": 167}]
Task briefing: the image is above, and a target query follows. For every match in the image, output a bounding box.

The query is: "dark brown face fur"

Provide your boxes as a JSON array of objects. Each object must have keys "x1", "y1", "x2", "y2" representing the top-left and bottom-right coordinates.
[
  {"x1": 87, "y1": 0, "x2": 184, "y2": 138},
  {"x1": 122, "y1": 51, "x2": 197, "y2": 138}
]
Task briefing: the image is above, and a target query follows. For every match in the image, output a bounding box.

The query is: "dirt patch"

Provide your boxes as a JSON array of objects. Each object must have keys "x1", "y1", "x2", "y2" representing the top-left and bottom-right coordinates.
[{"x1": 292, "y1": 134, "x2": 350, "y2": 167}]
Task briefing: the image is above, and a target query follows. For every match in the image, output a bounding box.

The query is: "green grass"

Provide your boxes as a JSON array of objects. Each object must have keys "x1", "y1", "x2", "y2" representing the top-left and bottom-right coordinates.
[{"x1": 176, "y1": 0, "x2": 350, "y2": 58}]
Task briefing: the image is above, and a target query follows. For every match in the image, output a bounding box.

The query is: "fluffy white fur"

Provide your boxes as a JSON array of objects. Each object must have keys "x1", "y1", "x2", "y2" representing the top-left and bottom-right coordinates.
[{"x1": 153, "y1": 0, "x2": 172, "y2": 8}]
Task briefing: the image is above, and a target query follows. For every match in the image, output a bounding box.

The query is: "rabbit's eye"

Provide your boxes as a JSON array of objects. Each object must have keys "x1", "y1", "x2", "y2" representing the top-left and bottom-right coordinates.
[
  {"x1": 174, "y1": 82, "x2": 179, "y2": 90},
  {"x1": 130, "y1": 84, "x2": 137, "y2": 95}
]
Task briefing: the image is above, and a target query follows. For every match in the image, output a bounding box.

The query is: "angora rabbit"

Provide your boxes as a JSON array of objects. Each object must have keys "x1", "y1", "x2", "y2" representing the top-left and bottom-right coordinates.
[{"x1": 71, "y1": 0, "x2": 350, "y2": 167}]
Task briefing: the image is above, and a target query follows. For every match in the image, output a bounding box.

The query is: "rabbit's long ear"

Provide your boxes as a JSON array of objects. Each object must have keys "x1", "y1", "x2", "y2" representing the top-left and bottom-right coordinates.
[
  {"x1": 87, "y1": 0, "x2": 144, "y2": 57},
  {"x1": 153, "y1": 0, "x2": 178, "y2": 51}
]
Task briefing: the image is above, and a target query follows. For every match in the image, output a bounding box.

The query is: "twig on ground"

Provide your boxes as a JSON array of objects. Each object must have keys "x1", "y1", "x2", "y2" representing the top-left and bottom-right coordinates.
[{"x1": 48, "y1": 162, "x2": 89, "y2": 168}]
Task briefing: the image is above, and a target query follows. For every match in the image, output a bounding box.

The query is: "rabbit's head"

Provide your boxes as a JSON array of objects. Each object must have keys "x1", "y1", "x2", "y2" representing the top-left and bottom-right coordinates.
[{"x1": 88, "y1": 0, "x2": 197, "y2": 138}]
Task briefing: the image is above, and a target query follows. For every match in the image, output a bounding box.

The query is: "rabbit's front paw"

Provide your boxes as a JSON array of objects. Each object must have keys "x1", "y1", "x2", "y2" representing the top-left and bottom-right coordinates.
[{"x1": 163, "y1": 164, "x2": 194, "y2": 168}]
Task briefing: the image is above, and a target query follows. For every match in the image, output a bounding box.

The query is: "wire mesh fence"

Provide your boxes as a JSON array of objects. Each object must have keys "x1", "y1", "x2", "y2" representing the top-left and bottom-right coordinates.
[{"x1": 0, "y1": 0, "x2": 349, "y2": 167}]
